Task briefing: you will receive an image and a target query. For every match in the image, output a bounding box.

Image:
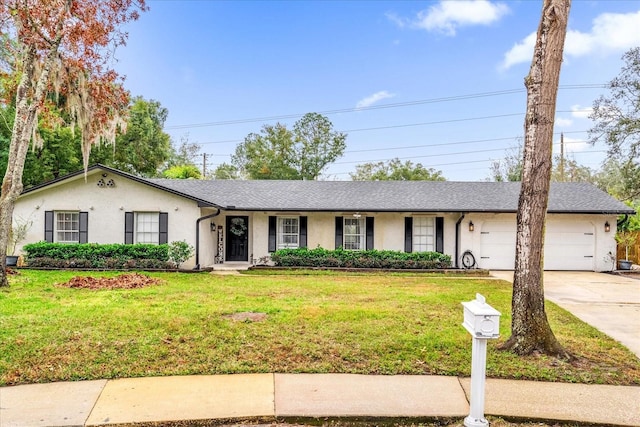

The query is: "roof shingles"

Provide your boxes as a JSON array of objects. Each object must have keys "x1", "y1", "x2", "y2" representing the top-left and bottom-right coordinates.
[{"x1": 144, "y1": 178, "x2": 634, "y2": 214}]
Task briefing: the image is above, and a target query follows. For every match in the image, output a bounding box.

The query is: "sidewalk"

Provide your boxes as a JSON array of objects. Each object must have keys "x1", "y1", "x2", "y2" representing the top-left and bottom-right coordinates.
[{"x1": 1, "y1": 374, "x2": 639, "y2": 426}]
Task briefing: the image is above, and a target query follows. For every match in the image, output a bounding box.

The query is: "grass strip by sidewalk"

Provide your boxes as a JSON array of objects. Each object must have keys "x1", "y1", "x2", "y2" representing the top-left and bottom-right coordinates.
[{"x1": 1, "y1": 270, "x2": 638, "y2": 386}]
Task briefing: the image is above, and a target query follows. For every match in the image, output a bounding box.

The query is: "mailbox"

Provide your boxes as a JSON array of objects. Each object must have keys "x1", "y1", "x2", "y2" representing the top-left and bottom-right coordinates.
[{"x1": 462, "y1": 293, "x2": 501, "y2": 339}]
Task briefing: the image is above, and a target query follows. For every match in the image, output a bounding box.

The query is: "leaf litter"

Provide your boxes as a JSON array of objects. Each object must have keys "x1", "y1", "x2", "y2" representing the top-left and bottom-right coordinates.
[{"x1": 57, "y1": 273, "x2": 162, "y2": 290}]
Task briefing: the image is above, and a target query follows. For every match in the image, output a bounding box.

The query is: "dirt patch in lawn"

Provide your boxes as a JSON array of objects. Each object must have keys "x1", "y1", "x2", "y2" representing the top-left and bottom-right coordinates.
[
  {"x1": 57, "y1": 273, "x2": 162, "y2": 290},
  {"x1": 223, "y1": 312, "x2": 268, "y2": 322}
]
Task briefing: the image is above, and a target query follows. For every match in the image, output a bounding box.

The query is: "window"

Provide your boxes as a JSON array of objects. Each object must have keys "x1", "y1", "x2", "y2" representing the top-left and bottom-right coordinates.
[
  {"x1": 125, "y1": 212, "x2": 167, "y2": 244},
  {"x1": 56, "y1": 212, "x2": 79, "y2": 243},
  {"x1": 413, "y1": 217, "x2": 435, "y2": 252},
  {"x1": 135, "y1": 212, "x2": 159, "y2": 244},
  {"x1": 344, "y1": 217, "x2": 365, "y2": 250},
  {"x1": 277, "y1": 217, "x2": 299, "y2": 249},
  {"x1": 269, "y1": 215, "x2": 306, "y2": 252}
]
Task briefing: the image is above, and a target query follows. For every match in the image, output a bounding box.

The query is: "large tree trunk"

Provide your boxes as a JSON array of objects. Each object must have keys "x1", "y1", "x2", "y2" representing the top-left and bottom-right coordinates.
[
  {"x1": 0, "y1": 44, "x2": 58, "y2": 287},
  {"x1": 500, "y1": 0, "x2": 572, "y2": 358}
]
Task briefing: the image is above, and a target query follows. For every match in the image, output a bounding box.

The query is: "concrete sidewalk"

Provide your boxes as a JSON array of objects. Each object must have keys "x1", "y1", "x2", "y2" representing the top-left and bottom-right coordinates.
[{"x1": 1, "y1": 374, "x2": 639, "y2": 427}]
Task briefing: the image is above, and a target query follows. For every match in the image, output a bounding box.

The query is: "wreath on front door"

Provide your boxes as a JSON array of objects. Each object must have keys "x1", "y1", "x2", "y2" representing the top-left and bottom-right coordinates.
[{"x1": 230, "y1": 217, "x2": 247, "y2": 236}]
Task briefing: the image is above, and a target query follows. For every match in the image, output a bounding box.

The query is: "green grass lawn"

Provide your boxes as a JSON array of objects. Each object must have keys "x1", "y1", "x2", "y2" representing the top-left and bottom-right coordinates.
[{"x1": 1, "y1": 270, "x2": 639, "y2": 386}]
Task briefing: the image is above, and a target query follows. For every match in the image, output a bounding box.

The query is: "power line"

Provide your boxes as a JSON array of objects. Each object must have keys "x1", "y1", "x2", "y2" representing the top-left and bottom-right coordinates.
[
  {"x1": 193, "y1": 110, "x2": 589, "y2": 147},
  {"x1": 202, "y1": 130, "x2": 592, "y2": 160},
  {"x1": 164, "y1": 84, "x2": 604, "y2": 130}
]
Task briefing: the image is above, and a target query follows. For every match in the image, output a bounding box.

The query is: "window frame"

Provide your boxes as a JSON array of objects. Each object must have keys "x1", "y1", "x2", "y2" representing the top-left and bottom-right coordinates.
[
  {"x1": 135, "y1": 212, "x2": 160, "y2": 244},
  {"x1": 55, "y1": 211, "x2": 80, "y2": 243},
  {"x1": 277, "y1": 216, "x2": 300, "y2": 249},
  {"x1": 343, "y1": 217, "x2": 365, "y2": 251},
  {"x1": 412, "y1": 216, "x2": 436, "y2": 252}
]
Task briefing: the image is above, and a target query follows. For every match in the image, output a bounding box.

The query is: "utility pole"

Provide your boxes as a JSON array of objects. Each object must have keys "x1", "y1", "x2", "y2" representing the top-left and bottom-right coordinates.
[
  {"x1": 202, "y1": 153, "x2": 207, "y2": 178},
  {"x1": 560, "y1": 132, "x2": 565, "y2": 182}
]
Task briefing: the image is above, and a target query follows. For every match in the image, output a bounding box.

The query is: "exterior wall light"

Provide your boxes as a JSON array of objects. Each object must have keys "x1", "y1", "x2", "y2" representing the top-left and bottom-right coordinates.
[
  {"x1": 605, "y1": 221, "x2": 611, "y2": 232},
  {"x1": 353, "y1": 212, "x2": 362, "y2": 218},
  {"x1": 469, "y1": 221, "x2": 474, "y2": 232}
]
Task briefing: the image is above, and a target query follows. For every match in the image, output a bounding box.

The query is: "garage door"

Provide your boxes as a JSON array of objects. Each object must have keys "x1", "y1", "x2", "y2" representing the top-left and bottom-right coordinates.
[{"x1": 478, "y1": 220, "x2": 595, "y2": 270}]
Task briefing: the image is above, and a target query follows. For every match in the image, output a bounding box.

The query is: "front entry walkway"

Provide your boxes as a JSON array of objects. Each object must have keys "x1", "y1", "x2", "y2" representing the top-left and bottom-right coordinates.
[{"x1": 491, "y1": 271, "x2": 640, "y2": 359}]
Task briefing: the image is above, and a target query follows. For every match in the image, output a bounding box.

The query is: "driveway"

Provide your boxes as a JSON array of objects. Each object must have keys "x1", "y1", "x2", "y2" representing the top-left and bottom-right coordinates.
[{"x1": 490, "y1": 271, "x2": 640, "y2": 359}]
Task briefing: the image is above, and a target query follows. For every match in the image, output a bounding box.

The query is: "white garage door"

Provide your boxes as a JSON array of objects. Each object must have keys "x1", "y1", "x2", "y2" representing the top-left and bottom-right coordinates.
[{"x1": 478, "y1": 220, "x2": 595, "y2": 271}]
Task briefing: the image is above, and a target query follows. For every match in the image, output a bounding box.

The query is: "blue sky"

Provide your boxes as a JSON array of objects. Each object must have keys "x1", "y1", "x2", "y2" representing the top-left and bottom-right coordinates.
[{"x1": 113, "y1": 0, "x2": 640, "y2": 181}]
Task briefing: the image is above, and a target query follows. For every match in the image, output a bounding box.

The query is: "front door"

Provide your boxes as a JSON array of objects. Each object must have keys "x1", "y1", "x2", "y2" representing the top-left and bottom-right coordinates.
[{"x1": 226, "y1": 216, "x2": 249, "y2": 261}]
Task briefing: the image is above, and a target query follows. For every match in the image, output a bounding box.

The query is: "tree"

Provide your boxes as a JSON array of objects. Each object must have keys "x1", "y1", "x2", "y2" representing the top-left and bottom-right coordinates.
[
  {"x1": 589, "y1": 47, "x2": 640, "y2": 201},
  {"x1": 292, "y1": 112, "x2": 347, "y2": 180},
  {"x1": 163, "y1": 164, "x2": 202, "y2": 179},
  {"x1": 550, "y1": 155, "x2": 594, "y2": 183},
  {"x1": 489, "y1": 142, "x2": 593, "y2": 183},
  {"x1": 227, "y1": 113, "x2": 347, "y2": 180},
  {"x1": 21, "y1": 126, "x2": 83, "y2": 186},
  {"x1": 594, "y1": 158, "x2": 640, "y2": 202},
  {"x1": 165, "y1": 134, "x2": 201, "y2": 170},
  {"x1": 0, "y1": 0, "x2": 146, "y2": 287},
  {"x1": 350, "y1": 158, "x2": 446, "y2": 181},
  {"x1": 90, "y1": 97, "x2": 172, "y2": 177},
  {"x1": 213, "y1": 163, "x2": 243, "y2": 180},
  {"x1": 231, "y1": 122, "x2": 298, "y2": 179},
  {"x1": 500, "y1": 0, "x2": 572, "y2": 358},
  {"x1": 489, "y1": 144, "x2": 523, "y2": 182}
]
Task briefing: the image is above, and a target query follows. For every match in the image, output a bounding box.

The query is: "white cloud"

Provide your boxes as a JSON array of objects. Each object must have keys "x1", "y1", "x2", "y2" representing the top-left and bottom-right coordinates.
[
  {"x1": 388, "y1": 1, "x2": 509, "y2": 36},
  {"x1": 555, "y1": 117, "x2": 573, "y2": 127},
  {"x1": 571, "y1": 105, "x2": 592, "y2": 119},
  {"x1": 356, "y1": 91, "x2": 396, "y2": 110},
  {"x1": 499, "y1": 32, "x2": 536, "y2": 71},
  {"x1": 499, "y1": 10, "x2": 640, "y2": 70},
  {"x1": 559, "y1": 136, "x2": 590, "y2": 153},
  {"x1": 385, "y1": 12, "x2": 407, "y2": 28}
]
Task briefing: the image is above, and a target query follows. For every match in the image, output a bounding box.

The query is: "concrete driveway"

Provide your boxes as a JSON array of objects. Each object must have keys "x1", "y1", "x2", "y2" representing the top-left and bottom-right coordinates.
[{"x1": 490, "y1": 271, "x2": 640, "y2": 359}]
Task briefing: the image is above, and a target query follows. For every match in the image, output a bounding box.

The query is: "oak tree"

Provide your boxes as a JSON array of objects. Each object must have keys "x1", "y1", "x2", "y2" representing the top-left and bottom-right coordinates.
[
  {"x1": 0, "y1": 0, "x2": 146, "y2": 287},
  {"x1": 90, "y1": 97, "x2": 172, "y2": 177},
  {"x1": 350, "y1": 158, "x2": 446, "y2": 181},
  {"x1": 500, "y1": 0, "x2": 572, "y2": 358},
  {"x1": 589, "y1": 47, "x2": 640, "y2": 201},
  {"x1": 226, "y1": 113, "x2": 346, "y2": 180}
]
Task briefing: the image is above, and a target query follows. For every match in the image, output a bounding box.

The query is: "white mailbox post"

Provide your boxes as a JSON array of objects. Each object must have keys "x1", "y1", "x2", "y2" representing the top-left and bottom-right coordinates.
[{"x1": 462, "y1": 293, "x2": 501, "y2": 427}]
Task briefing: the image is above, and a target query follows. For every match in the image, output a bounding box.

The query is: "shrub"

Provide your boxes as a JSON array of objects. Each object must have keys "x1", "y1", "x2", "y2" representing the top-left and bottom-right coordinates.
[
  {"x1": 270, "y1": 247, "x2": 451, "y2": 269},
  {"x1": 23, "y1": 242, "x2": 170, "y2": 269},
  {"x1": 168, "y1": 240, "x2": 195, "y2": 268}
]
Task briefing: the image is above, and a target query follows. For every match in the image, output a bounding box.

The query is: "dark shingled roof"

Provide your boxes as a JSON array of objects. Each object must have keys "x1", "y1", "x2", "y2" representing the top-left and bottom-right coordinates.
[
  {"x1": 144, "y1": 178, "x2": 634, "y2": 214},
  {"x1": 20, "y1": 165, "x2": 635, "y2": 214}
]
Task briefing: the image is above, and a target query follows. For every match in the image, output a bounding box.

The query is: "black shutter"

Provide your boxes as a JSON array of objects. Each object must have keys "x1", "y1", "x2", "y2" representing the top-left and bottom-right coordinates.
[
  {"x1": 79, "y1": 212, "x2": 88, "y2": 244},
  {"x1": 159, "y1": 212, "x2": 168, "y2": 244},
  {"x1": 335, "y1": 216, "x2": 343, "y2": 249},
  {"x1": 436, "y1": 217, "x2": 444, "y2": 253},
  {"x1": 124, "y1": 212, "x2": 134, "y2": 244},
  {"x1": 299, "y1": 216, "x2": 307, "y2": 248},
  {"x1": 366, "y1": 217, "x2": 374, "y2": 250},
  {"x1": 44, "y1": 211, "x2": 54, "y2": 242},
  {"x1": 268, "y1": 216, "x2": 277, "y2": 252},
  {"x1": 404, "y1": 217, "x2": 413, "y2": 253}
]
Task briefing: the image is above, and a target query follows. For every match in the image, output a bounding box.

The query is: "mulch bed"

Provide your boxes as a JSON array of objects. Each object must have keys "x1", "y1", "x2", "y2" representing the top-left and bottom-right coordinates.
[{"x1": 57, "y1": 273, "x2": 162, "y2": 290}]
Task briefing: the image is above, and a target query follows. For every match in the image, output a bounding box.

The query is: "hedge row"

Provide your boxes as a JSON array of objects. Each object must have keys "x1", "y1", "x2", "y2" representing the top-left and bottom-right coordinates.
[
  {"x1": 26, "y1": 257, "x2": 173, "y2": 270},
  {"x1": 23, "y1": 242, "x2": 170, "y2": 269},
  {"x1": 270, "y1": 247, "x2": 452, "y2": 269}
]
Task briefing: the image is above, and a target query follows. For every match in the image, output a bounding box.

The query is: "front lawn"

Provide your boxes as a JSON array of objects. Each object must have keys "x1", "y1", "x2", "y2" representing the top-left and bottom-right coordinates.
[{"x1": 1, "y1": 270, "x2": 639, "y2": 386}]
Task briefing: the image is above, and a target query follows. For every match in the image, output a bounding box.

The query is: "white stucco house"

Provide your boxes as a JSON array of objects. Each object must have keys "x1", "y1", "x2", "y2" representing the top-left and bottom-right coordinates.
[{"x1": 12, "y1": 164, "x2": 635, "y2": 271}]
